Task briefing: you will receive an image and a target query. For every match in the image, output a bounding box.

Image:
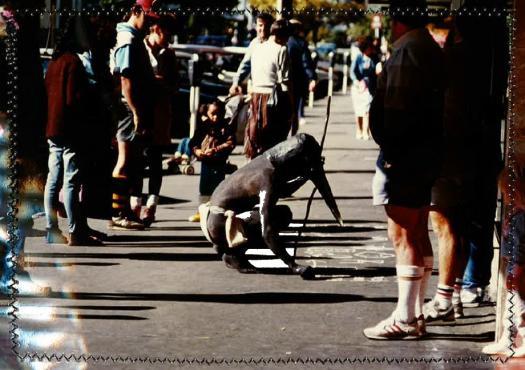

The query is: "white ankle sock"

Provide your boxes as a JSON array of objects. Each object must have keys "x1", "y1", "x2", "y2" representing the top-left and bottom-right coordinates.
[
  {"x1": 415, "y1": 256, "x2": 433, "y2": 317},
  {"x1": 435, "y1": 284, "x2": 454, "y2": 309},
  {"x1": 395, "y1": 265, "x2": 424, "y2": 322},
  {"x1": 146, "y1": 195, "x2": 159, "y2": 208}
]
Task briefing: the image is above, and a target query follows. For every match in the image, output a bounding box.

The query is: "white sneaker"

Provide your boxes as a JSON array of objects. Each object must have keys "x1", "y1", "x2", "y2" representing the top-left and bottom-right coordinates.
[
  {"x1": 461, "y1": 287, "x2": 483, "y2": 307},
  {"x1": 363, "y1": 315, "x2": 420, "y2": 340},
  {"x1": 424, "y1": 299, "x2": 455, "y2": 322},
  {"x1": 482, "y1": 340, "x2": 513, "y2": 356}
]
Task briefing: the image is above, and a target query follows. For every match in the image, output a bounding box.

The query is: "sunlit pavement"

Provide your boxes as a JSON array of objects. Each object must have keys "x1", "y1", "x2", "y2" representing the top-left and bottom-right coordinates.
[{"x1": 1, "y1": 93, "x2": 505, "y2": 369}]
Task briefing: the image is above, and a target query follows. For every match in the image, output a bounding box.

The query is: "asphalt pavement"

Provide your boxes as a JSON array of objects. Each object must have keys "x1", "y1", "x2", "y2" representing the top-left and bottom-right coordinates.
[{"x1": 1, "y1": 92, "x2": 520, "y2": 369}]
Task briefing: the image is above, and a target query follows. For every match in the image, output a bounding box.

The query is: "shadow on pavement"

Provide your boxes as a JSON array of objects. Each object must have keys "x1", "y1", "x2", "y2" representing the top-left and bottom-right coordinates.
[
  {"x1": 25, "y1": 252, "x2": 220, "y2": 262},
  {"x1": 423, "y1": 331, "x2": 495, "y2": 342},
  {"x1": 40, "y1": 291, "x2": 365, "y2": 304}
]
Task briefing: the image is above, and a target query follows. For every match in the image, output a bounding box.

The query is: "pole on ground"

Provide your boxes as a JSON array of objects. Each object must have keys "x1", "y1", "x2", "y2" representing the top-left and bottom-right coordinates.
[
  {"x1": 309, "y1": 51, "x2": 318, "y2": 108},
  {"x1": 328, "y1": 51, "x2": 335, "y2": 97},
  {"x1": 342, "y1": 51, "x2": 350, "y2": 95},
  {"x1": 188, "y1": 53, "x2": 200, "y2": 137}
]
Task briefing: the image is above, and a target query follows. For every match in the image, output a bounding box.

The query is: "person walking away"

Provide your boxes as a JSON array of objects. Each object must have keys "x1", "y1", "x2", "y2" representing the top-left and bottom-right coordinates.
[
  {"x1": 350, "y1": 36, "x2": 377, "y2": 140},
  {"x1": 142, "y1": 15, "x2": 178, "y2": 227},
  {"x1": 287, "y1": 19, "x2": 317, "y2": 134},
  {"x1": 244, "y1": 19, "x2": 292, "y2": 159},
  {"x1": 109, "y1": 0, "x2": 158, "y2": 230},
  {"x1": 364, "y1": 0, "x2": 445, "y2": 340},
  {"x1": 188, "y1": 101, "x2": 235, "y2": 222}
]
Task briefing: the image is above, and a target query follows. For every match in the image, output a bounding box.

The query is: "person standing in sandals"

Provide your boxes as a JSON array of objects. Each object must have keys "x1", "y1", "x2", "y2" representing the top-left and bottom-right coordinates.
[
  {"x1": 364, "y1": 1, "x2": 445, "y2": 340},
  {"x1": 44, "y1": 17, "x2": 103, "y2": 246},
  {"x1": 142, "y1": 15, "x2": 178, "y2": 227},
  {"x1": 244, "y1": 19, "x2": 293, "y2": 159},
  {"x1": 109, "y1": 0, "x2": 158, "y2": 230}
]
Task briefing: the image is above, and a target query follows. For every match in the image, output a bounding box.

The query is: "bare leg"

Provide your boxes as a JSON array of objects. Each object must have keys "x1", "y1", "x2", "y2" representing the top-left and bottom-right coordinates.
[
  {"x1": 362, "y1": 112, "x2": 371, "y2": 140},
  {"x1": 355, "y1": 116, "x2": 363, "y2": 139},
  {"x1": 429, "y1": 208, "x2": 457, "y2": 287}
]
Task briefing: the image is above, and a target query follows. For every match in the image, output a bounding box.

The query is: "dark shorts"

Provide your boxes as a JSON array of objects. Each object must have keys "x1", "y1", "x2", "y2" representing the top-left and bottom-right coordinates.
[
  {"x1": 372, "y1": 164, "x2": 435, "y2": 209},
  {"x1": 431, "y1": 176, "x2": 472, "y2": 209},
  {"x1": 116, "y1": 107, "x2": 135, "y2": 143}
]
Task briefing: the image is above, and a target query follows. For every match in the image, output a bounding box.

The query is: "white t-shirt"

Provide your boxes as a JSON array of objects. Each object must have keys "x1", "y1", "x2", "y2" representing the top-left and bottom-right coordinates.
[{"x1": 250, "y1": 40, "x2": 290, "y2": 94}]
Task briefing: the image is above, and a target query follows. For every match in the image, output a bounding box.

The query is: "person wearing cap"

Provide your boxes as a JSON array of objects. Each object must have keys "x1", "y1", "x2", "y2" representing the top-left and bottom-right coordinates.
[
  {"x1": 364, "y1": 1, "x2": 445, "y2": 340},
  {"x1": 109, "y1": 0, "x2": 158, "y2": 230},
  {"x1": 287, "y1": 19, "x2": 317, "y2": 134},
  {"x1": 229, "y1": 13, "x2": 274, "y2": 96}
]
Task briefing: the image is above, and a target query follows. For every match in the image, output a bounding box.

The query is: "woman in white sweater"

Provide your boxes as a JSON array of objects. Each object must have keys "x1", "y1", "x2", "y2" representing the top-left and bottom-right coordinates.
[{"x1": 244, "y1": 19, "x2": 293, "y2": 159}]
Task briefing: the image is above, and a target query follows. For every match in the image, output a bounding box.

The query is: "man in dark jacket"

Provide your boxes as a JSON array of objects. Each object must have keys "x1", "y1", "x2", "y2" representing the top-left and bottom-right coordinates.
[{"x1": 287, "y1": 19, "x2": 317, "y2": 135}]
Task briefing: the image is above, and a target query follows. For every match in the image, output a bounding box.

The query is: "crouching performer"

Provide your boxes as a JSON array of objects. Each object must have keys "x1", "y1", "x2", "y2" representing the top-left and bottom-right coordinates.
[{"x1": 198, "y1": 133, "x2": 343, "y2": 279}]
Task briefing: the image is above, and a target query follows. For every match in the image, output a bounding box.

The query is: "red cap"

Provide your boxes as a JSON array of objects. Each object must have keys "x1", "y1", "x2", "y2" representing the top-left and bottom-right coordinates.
[{"x1": 136, "y1": 0, "x2": 160, "y2": 19}]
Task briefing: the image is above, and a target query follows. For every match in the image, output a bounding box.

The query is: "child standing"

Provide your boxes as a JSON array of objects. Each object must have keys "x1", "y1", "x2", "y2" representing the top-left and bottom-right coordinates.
[
  {"x1": 483, "y1": 168, "x2": 525, "y2": 357},
  {"x1": 188, "y1": 101, "x2": 235, "y2": 222}
]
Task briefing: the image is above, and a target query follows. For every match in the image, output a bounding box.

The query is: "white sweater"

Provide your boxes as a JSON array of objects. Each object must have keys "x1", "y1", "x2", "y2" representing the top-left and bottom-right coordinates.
[{"x1": 250, "y1": 40, "x2": 290, "y2": 94}]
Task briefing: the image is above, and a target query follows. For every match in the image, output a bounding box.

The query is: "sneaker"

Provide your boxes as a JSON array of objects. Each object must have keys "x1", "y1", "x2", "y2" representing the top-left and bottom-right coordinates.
[
  {"x1": 461, "y1": 287, "x2": 483, "y2": 307},
  {"x1": 453, "y1": 300, "x2": 464, "y2": 319},
  {"x1": 68, "y1": 233, "x2": 104, "y2": 246},
  {"x1": 363, "y1": 315, "x2": 420, "y2": 340},
  {"x1": 416, "y1": 314, "x2": 427, "y2": 337},
  {"x1": 188, "y1": 213, "x2": 200, "y2": 222},
  {"x1": 424, "y1": 299, "x2": 455, "y2": 322},
  {"x1": 46, "y1": 228, "x2": 68, "y2": 244},
  {"x1": 142, "y1": 206, "x2": 156, "y2": 227},
  {"x1": 481, "y1": 340, "x2": 513, "y2": 356},
  {"x1": 108, "y1": 216, "x2": 145, "y2": 230}
]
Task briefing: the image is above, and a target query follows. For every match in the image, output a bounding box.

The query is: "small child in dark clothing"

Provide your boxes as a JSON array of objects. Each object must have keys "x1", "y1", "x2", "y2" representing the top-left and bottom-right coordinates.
[{"x1": 188, "y1": 100, "x2": 235, "y2": 222}]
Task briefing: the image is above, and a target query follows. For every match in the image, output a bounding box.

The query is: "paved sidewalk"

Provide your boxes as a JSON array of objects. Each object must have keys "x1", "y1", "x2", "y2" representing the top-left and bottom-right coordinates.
[{"x1": 0, "y1": 92, "x2": 511, "y2": 369}]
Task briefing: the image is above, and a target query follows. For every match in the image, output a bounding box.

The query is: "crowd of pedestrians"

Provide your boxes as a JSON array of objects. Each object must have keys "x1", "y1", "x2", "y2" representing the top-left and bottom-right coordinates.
[{"x1": 1, "y1": 0, "x2": 522, "y2": 356}]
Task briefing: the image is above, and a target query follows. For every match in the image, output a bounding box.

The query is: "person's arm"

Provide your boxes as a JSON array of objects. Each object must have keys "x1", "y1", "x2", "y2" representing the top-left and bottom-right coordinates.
[
  {"x1": 301, "y1": 40, "x2": 317, "y2": 91},
  {"x1": 230, "y1": 41, "x2": 254, "y2": 94},
  {"x1": 349, "y1": 54, "x2": 359, "y2": 83},
  {"x1": 120, "y1": 76, "x2": 143, "y2": 134}
]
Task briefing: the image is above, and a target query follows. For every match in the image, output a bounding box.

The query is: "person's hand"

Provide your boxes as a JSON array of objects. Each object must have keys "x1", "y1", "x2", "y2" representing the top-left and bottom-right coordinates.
[
  {"x1": 204, "y1": 148, "x2": 215, "y2": 156},
  {"x1": 308, "y1": 80, "x2": 316, "y2": 92},
  {"x1": 229, "y1": 85, "x2": 242, "y2": 96},
  {"x1": 358, "y1": 80, "x2": 367, "y2": 92},
  {"x1": 194, "y1": 149, "x2": 204, "y2": 159},
  {"x1": 133, "y1": 113, "x2": 146, "y2": 136}
]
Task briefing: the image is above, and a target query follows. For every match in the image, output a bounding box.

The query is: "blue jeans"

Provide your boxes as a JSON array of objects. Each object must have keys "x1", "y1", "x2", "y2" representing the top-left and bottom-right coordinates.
[
  {"x1": 177, "y1": 138, "x2": 192, "y2": 157},
  {"x1": 462, "y1": 177, "x2": 498, "y2": 289},
  {"x1": 44, "y1": 139, "x2": 84, "y2": 235}
]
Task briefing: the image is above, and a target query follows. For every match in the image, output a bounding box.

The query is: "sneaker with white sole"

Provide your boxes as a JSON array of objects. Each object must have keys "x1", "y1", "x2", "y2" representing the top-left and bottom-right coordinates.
[
  {"x1": 363, "y1": 315, "x2": 420, "y2": 340},
  {"x1": 108, "y1": 216, "x2": 144, "y2": 230},
  {"x1": 460, "y1": 287, "x2": 483, "y2": 307},
  {"x1": 482, "y1": 340, "x2": 513, "y2": 356},
  {"x1": 424, "y1": 299, "x2": 455, "y2": 322}
]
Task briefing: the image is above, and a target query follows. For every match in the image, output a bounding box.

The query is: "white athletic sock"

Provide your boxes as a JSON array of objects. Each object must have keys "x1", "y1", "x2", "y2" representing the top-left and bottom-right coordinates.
[
  {"x1": 415, "y1": 256, "x2": 433, "y2": 317},
  {"x1": 146, "y1": 195, "x2": 159, "y2": 208},
  {"x1": 435, "y1": 284, "x2": 454, "y2": 309},
  {"x1": 394, "y1": 265, "x2": 424, "y2": 322},
  {"x1": 130, "y1": 196, "x2": 142, "y2": 217}
]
